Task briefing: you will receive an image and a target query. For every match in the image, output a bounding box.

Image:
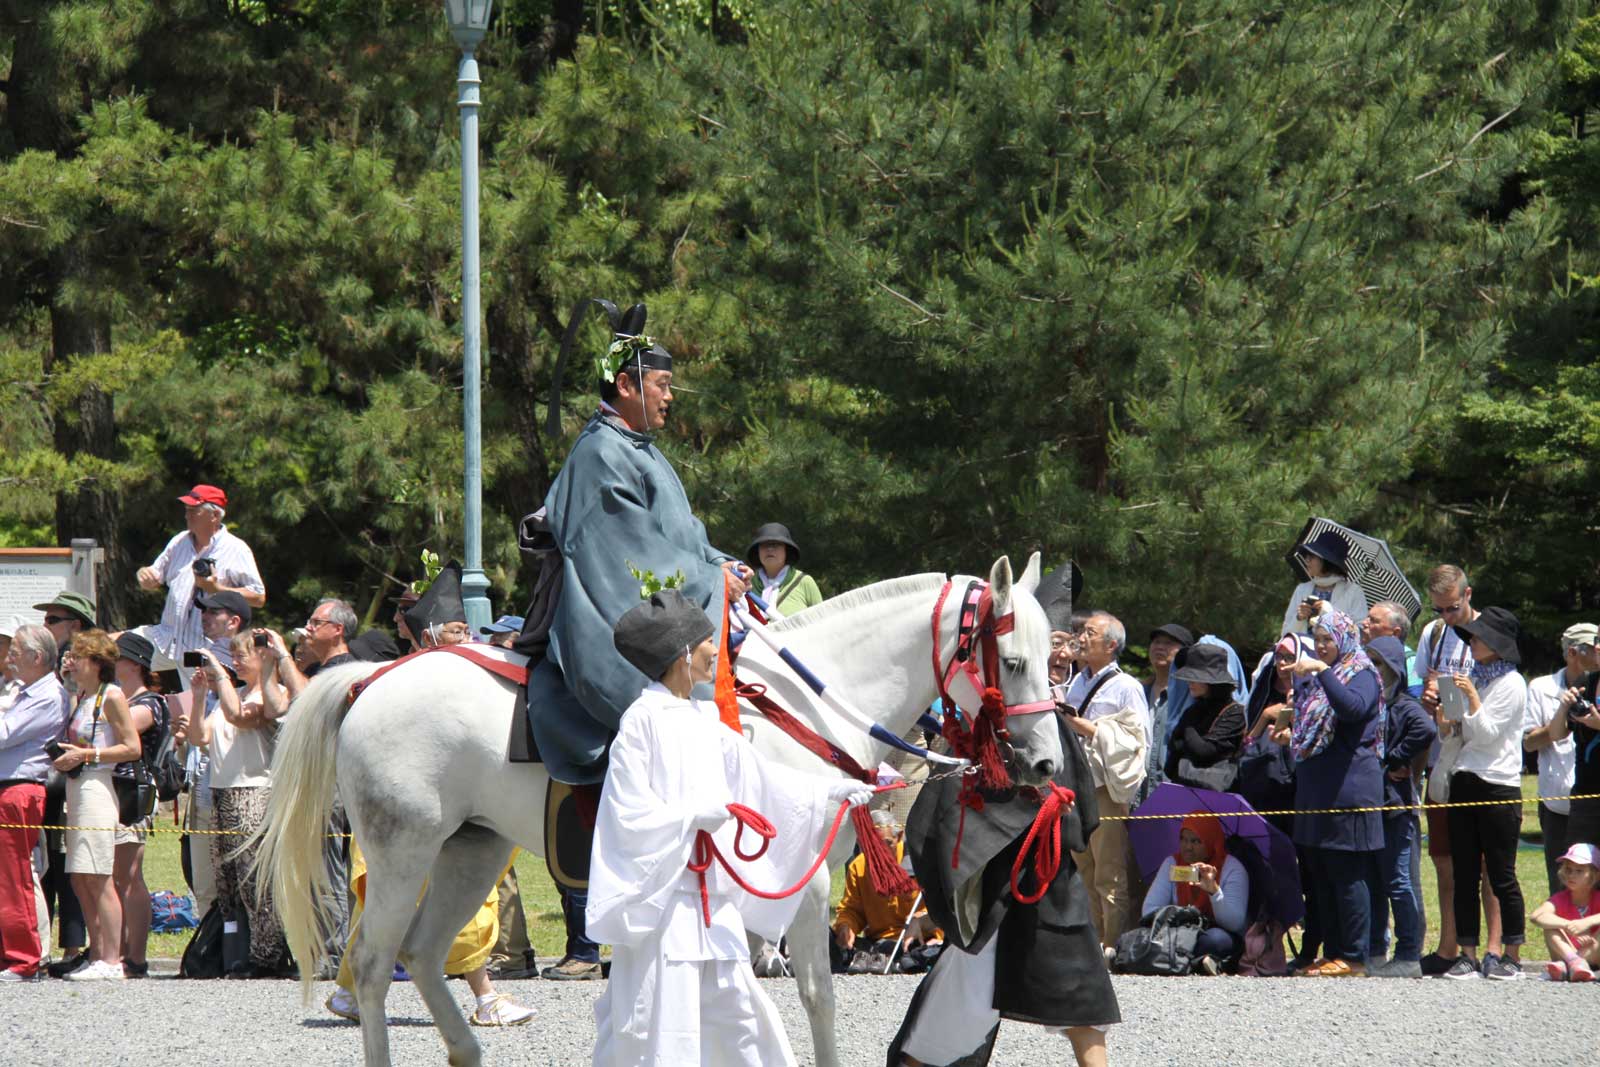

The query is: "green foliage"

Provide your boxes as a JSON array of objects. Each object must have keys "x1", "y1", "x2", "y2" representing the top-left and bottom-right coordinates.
[{"x1": 626, "y1": 561, "x2": 686, "y2": 599}]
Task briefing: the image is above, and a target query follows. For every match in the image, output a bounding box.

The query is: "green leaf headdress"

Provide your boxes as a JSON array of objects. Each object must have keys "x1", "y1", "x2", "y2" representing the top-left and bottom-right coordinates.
[{"x1": 545, "y1": 298, "x2": 674, "y2": 437}]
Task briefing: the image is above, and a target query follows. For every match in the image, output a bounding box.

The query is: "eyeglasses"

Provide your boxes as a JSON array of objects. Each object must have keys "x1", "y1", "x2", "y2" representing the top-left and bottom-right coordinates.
[
  {"x1": 306, "y1": 617, "x2": 337, "y2": 630},
  {"x1": 42, "y1": 615, "x2": 72, "y2": 625}
]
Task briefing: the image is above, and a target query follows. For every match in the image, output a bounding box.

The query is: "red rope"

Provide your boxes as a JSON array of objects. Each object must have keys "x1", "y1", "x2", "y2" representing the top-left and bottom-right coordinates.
[
  {"x1": 1008, "y1": 783, "x2": 1076, "y2": 905},
  {"x1": 686, "y1": 786, "x2": 909, "y2": 927}
]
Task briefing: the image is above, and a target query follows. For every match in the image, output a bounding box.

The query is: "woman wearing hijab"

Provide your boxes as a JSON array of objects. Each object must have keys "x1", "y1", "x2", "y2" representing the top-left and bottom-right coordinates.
[
  {"x1": 1139, "y1": 815, "x2": 1250, "y2": 974},
  {"x1": 1280, "y1": 531, "x2": 1369, "y2": 638},
  {"x1": 1436, "y1": 606, "x2": 1528, "y2": 981},
  {"x1": 1288, "y1": 609, "x2": 1384, "y2": 977},
  {"x1": 1163, "y1": 644, "x2": 1247, "y2": 790},
  {"x1": 745, "y1": 523, "x2": 823, "y2": 618}
]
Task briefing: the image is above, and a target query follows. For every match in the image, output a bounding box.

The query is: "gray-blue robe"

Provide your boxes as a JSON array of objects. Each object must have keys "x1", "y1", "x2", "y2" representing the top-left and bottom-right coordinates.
[{"x1": 529, "y1": 411, "x2": 732, "y2": 784}]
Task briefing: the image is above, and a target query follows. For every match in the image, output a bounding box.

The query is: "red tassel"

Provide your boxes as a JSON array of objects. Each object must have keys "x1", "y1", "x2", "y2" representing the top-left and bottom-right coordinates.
[
  {"x1": 851, "y1": 805, "x2": 919, "y2": 898},
  {"x1": 971, "y1": 688, "x2": 1013, "y2": 791}
]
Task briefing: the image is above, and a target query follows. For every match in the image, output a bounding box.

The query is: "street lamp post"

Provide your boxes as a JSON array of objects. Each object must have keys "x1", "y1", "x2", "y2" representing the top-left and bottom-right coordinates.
[{"x1": 444, "y1": 0, "x2": 493, "y2": 631}]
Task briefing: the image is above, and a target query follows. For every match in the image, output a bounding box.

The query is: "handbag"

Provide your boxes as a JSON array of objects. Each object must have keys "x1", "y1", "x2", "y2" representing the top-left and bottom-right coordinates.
[
  {"x1": 113, "y1": 764, "x2": 158, "y2": 826},
  {"x1": 1110, "y1": 905, "x2": 1206, "y2": 976},
  {"x1": 1238, "y1": 917, "x2": 1289, "y2": 976},
  {"x1": 1175, "y1": 756, "x2": 1238, "y2": 792}
]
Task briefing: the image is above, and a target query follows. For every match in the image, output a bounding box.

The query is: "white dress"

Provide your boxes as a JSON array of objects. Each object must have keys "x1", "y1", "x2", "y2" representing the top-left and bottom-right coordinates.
[{"x1": 587, "y1": 683, "x2": 837, "y2": 1067}]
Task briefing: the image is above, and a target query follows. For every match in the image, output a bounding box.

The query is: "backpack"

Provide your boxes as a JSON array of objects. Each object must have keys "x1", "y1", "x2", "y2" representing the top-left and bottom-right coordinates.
[
  {"x1": 1110, "y1": 905, "x2": 1206, "y2": 976},
  {"x1": 179, "y1": 904, "x2": 225, "y2": 979}
]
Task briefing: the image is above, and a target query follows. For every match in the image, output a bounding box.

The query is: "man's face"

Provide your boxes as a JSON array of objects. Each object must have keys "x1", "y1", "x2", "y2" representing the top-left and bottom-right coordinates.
[
  {"x1": 1573, "y1": 642, "x2": 1600, "y2": 674},
  {"x1": 305, "y1": 606, "x2": 345, "y2": 657},
  {"x1": 1360, "y1": 606, "x2": 1401, "y2": 643},
  {"x1": 689, "y1": 635, "x2": 718, "y2": 684},
  {"x1": 618, "y1": 369, "x2": 673, "y2": 431},
  {"x1": 1048, "y1": 631, "x2": 1073, "y2": 685},
  {"x1": 437, "y1": 621, "x2": 471, "y2": 646},
  {"x1": 1149, "y1": 635, "x2": 1181, "y2": 670},
  {"x1": 1430, "y1": 584, "x2": 1472, "y2": 625},
  {"x1": 41, "y1": 612, "x2": 80, "y2": 648},
  {"x1": 200, "y1": 606, "x2": 242, "y2": 641},
  {"x1": 1077, "y1": 619, "x2": 1116, "y2": 669},
  {"x1": 184, "y1": 503, "x2": 222, "y2": 540}
]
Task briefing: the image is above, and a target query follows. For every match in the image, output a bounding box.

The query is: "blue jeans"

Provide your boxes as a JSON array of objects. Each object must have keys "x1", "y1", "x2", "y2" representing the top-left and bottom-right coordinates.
[
  {"x1": 561, "y1": 887, "x2": 600, "y2": 964},
  {"x1": 1366, "y1": 814, "x2": 1422, "y2": 961}
]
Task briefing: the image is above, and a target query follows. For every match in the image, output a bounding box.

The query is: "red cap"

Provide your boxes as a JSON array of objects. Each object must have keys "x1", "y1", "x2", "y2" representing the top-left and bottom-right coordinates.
[{"x1": 178, "y1": 484, "x2": 228, "y2": 509}]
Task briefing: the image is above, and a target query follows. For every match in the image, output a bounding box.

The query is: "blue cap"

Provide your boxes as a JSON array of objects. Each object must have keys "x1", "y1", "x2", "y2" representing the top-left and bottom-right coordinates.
[{"x1": 479, "y1": 615, "x2": 525, "y2": 635}]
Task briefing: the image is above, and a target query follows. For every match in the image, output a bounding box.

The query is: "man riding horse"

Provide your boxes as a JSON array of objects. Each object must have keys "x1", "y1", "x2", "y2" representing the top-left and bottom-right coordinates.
[{"x1": 529, "y1": 298, "x2": 751, "y2": 787}]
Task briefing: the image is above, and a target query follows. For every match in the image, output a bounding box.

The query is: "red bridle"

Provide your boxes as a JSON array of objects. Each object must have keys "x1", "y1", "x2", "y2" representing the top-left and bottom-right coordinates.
[{"x1": 932, "y1": 579, "x2": 1057, "y2": 720}]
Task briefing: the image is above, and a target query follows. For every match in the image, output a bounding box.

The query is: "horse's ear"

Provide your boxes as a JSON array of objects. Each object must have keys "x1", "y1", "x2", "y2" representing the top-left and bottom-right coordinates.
[
  {"x1": 988, "y1": 555, "x2": 1014, "y2": 605},
  {"x1": 1018, "y1": 552, "x2": 1041, "y2": 596}
]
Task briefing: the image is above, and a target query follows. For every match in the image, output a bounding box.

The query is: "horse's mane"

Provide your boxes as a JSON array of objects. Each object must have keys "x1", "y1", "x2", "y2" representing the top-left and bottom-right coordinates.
[{"x1": 767, "y1": 573, "x2": 948, "y2": 633}]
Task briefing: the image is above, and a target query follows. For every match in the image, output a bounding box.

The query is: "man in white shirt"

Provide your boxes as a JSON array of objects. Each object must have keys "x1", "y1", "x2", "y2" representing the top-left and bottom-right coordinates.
[
  {"x1": 1525, "y1": 623, "x2": 1600, "y2": 895},
  {"x1": 134, "y1": 484, "x2": 265, "y2": 670},
  {"x1": 1061, "y1": 610, "x2": 1147, "y2": 948}
]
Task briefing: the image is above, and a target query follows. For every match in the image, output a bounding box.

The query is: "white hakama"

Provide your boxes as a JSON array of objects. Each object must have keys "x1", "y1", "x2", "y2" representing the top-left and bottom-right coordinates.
[{"x1": 588, "y1": 684, "x2": 839, "y2": 1067}]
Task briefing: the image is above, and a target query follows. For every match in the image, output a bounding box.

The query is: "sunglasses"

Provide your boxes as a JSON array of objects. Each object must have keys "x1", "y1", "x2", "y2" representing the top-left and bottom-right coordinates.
[{"x1": 43, "y1": 615, "x2": 73, "y2": 625}]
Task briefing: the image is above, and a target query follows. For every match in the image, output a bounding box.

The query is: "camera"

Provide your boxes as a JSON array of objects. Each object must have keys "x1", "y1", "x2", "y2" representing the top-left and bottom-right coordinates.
[
  {"x1": 191, "y1": 557, "x2": 214, "y2": 579},
  {"x1": 254, "y1": 632, "x2": 270, "y2": 648},
  {"x1": 1169, "y1": 865, "x2": 1200, "y2": 883},
  {"x1": 1574, "y1": 698, "x2": 1596, "y2": 717},
  {"x1": 182, "y1": 651, "x2": 205, "y2": 668}
]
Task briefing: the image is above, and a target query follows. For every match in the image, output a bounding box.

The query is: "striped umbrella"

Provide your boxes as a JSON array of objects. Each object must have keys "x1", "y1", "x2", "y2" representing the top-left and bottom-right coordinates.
[{"x1": 1285, "y1": 517, "x2": 1421, "y2": 623}]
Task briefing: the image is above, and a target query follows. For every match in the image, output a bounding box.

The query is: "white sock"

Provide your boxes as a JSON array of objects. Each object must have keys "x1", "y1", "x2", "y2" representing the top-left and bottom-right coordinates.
[{"x1": 476, "y1": 993, "x2": 497, "y2": 1007}]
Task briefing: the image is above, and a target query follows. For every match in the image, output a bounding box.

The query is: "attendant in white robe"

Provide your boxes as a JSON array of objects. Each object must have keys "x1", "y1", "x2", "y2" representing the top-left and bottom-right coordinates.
[{"x1": 588, "y1": 590, "x2": 872, "y2": 1067}]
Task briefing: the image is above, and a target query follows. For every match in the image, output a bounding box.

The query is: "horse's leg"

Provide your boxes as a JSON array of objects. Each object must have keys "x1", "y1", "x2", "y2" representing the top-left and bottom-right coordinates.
[
  {"x1": 788, "y1": 865, "x2": 840, "y2": 1067},
  {"x1": 400, "y1": 825, "x2": 517, "y2": 1067},
  {"x1": 348, "y1": 855, "x2": 431, "y2": 1067}
]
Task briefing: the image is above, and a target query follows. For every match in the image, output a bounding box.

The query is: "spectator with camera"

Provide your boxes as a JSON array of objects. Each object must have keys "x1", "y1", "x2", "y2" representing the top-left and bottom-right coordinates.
[
  {"x1": 51, "y1": 631, "x2": 143, "y2": 981},
  {"x1": 1545, "y1": 640, "x2": 1600, "y2": 865},
  {"x1": 134, "y1": 484, "x2": 265, "y2": 671},
  {"x1": 1280, "y1": 531, "x2": 1368, "y2": 638},
  {"x1": 1138, "y1": 815, "x2": 1249, "y2": 974},
  {"x1": 1525, "y1": 624, "x2": 1598, "y2": 894},
  {"x1": 187, "y1": 635, "x2": 291, "y2": 976},
  {"x1": 109, "y1": 633, "x2": 168, "y2": 978},
  {"x1": 1436, "y1": 606, "x2": 1528, "y2": 980},
  {"x1": 0, "y1": 624, "x2": 69, "y2": 980}
]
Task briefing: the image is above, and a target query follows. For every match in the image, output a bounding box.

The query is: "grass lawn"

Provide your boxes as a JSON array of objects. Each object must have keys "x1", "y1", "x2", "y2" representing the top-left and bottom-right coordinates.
[{"x1": 126, "y1": 779, "x2": 1559, "y2": 962}]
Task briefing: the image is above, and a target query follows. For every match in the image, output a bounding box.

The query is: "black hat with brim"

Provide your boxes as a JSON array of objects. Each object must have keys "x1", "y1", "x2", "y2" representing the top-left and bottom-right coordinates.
[
  {"x1": 1171, "y1": 642, "x2": 1235, "y2": 686},
  {"x1": 746, "y1": 523, "x2": 801, "y2": 568},
  {"x1": 614, "y1": 589, "x2": 715, "y2": 682},
  {"x1": 1297, "y1": 530, "x2": 1351, "y2": 569},
  {"x1": 115, "y1": 631, "x2": 155, "y2": 670},
  {"x1": 1453, "y1": 605, "x2": 1521, "y2": 665}
]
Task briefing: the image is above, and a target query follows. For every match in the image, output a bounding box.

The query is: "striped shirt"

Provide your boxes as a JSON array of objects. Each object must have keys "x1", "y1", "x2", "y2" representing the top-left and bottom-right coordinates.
[{"x1": 144, "y1": 526, "x2": 264, "y2": 662}]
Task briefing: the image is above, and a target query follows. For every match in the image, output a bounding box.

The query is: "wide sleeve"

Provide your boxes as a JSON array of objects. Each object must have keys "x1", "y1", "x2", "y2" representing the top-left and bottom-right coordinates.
[
  {"x1": 584, "y1": 714, "x2": 701, "y2": 948},
  {"x1": 1461, "y1": 674, "x2": 1526, "y2": 754}
]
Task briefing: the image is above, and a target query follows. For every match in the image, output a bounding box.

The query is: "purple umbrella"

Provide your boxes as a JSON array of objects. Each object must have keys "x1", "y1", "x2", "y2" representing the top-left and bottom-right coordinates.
[{"x1": 1129, "y1": 782, "x2": 1304, "y2": 927}]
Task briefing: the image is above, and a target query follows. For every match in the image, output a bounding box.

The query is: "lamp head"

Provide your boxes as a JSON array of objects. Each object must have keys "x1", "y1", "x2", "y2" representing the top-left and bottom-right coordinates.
[{"x1": 444, "y1": 0, "x2": 493, "y2": 50}]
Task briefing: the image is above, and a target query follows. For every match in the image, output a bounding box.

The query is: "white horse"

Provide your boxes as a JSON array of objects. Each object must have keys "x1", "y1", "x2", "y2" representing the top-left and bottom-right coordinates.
[{"x1": 256, "y1": 553, "x2": 1061, "y2": 1067}]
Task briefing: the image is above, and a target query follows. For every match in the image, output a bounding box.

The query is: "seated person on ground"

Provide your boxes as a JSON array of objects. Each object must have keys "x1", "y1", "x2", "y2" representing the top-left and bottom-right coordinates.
[
  {"x1": 1531, "y1": 843, "x2": 1600, "y2": 983},
  {"x1": 1140, "y1": 814, "x2": 1249, "y2": 974},
  {"x1": 831, "y1": 810, "x2": 941, "y2": 974}
]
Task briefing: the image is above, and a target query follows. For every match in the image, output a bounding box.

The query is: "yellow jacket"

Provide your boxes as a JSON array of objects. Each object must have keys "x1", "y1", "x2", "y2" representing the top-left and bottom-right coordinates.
[{"x1": 832, "y1": 840, "x2": 934, "y2": 942}]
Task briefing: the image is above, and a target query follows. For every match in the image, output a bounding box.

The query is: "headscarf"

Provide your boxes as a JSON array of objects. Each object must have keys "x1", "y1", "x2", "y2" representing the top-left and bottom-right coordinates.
[
  {"x1": 1246, "y1": 634, "x2": 1313, "y2": 734},
  {"x1": 1174, "y1": 813, "x2": 1228, "y2": 918},
  {"x1": 1290, "y1": 609, "x2": 1383, "y2": 763}
]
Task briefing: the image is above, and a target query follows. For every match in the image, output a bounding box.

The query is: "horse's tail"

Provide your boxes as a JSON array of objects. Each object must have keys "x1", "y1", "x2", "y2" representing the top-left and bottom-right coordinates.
[{"x1": 252, "y1": 661, "x2": 374, "y2": 1000}]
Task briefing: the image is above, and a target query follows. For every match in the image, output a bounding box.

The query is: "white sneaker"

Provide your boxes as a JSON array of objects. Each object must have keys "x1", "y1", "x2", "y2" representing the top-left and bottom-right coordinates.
[
  {"x1": 0, "y1": 968, "x2": 41, "y2": 983},
  {"x1": 470, "y1": 994, "x2": 535, "y2": 1027},
  {"x1": 63, "y1": 960, "x2": 125, "y2": 982},
  {"x1": 326, "y1": 987, "x2": 360, "y2": 1021}
]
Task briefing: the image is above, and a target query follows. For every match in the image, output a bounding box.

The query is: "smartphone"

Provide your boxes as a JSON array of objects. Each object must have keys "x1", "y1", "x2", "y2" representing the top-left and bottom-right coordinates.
[
  {"x1": 1170, "y1": 865, "x2": 1199, "y2": 883},
  {"x1": 182, "y1": 651, "x2": 205, "y2": 668},
  {"x1": 253, "y1": 632, "x2": 269, "y2": 648}
]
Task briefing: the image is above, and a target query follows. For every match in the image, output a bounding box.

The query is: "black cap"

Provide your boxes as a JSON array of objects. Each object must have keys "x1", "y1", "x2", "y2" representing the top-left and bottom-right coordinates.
[
  {"x1": 613, "y1": 589, "x2": 715, "y2": 682},
  {"x1": 1453, "y1": 606, "x2": 1521, "y2": 665},
  {"x1": 1149, "y1": 623, "x2": 1195, "y2": 648},
  {"x1": 545, "y1": 298, "x2": 674, "y2": 439},
  {"x1": 196, "y1": 589, "x2": 252, "y2": 625},
  {"x1": 1297, "y1": 530, "x2": 1351, "y2": 568},
  {"x1": 405, "y1": 560, "x2": 467, "y2": 639},
  {"x1": 746, "y1": 523, "x2": 800, "y2": 568},
  {"x1": 115, "y1": 632, "x2": 155, "y2": 670},
  {"x1": 1171, "y1": 642, "x2": 1233, "y2": 686}
]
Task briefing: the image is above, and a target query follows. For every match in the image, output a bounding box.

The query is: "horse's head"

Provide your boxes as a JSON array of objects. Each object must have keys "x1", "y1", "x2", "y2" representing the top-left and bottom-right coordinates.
[{"x1": 987, "y1": 551, "x2": 1064, "y2": 786}]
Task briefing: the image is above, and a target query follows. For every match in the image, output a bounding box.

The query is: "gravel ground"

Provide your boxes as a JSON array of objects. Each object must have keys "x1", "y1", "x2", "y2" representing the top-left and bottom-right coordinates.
[{"x1": 5, "y1": 968, "x2": 1594, "y2": 1066}]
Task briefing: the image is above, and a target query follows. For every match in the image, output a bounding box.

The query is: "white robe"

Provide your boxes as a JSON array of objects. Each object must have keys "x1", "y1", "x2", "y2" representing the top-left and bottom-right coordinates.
[{"x1": 588, "y1": 684, "x2": 837, "y2": 1067}]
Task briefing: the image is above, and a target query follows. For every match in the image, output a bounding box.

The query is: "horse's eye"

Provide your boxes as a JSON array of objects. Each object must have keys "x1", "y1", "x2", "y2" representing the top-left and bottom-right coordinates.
[{"x1": 1002, "y1": 655, "x2": 1023, "y2": 672}]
